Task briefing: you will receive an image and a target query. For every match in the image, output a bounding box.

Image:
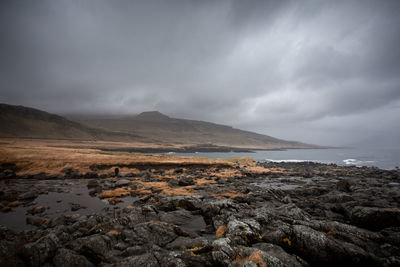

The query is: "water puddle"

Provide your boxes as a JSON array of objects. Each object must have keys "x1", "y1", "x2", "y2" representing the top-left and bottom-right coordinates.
[
  {"x1": 0, "y1": 181, "x2": 137, "y2": 231},
  {"x1": 181, "y1": 215, "x2": 206, "y2": 231}
]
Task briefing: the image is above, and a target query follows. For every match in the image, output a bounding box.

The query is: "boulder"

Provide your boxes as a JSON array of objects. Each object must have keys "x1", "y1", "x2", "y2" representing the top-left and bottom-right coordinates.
[
  {"x1": 350, "y1": 206, "x2": 400, "y2": 231},
  {"x1": 178, "y1": 176, "x2": 195, "y2": 186},
  {"x1": 117, "y1": 253, "x2": 159, "y2": 266},
  {"x1": 160, "y1": 209, "x2": 195, "y2": 226},
  {"x1": 0, "y1": 239, "x2": 25, "y2": 267},
  {"x1": 253, "y1": 243, "x2": 306, "y2": 267},
  {"x1": 53, "y1": 248, "x2": 94, "y2": 267},
  {"x1": 276, "y1": 224, "x2": 376, "y2": 265},
  {"x1": 131, "y1": 221, "x2": 178, "y2": 247},
  {"x1": 70, "y1": 234, "x2": 113, "y2": 263},
  {"x1": 115, "y1": 179, "x2": 130, "y2": 187},
  {"x1": 225, "y1": 219, "x2": 261, "y2": 245},
  {"x1": 22, "y1": 233, "x2": 60, "y2": 267},
  {"x1": 87, "y1": 180, "x2": 99, "y2": 188}
]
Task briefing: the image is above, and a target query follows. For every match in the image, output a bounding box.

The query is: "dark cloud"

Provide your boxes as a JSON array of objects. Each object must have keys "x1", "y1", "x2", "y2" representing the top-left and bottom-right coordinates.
[{"x1": 1, "y1": 0, "x2": 399, "y2": 147}]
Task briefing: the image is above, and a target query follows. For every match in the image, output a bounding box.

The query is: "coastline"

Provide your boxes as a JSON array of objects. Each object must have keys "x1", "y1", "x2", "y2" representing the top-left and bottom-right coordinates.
[{"x1": 1, "y1": 158, "x2": 399, "y2": 266}]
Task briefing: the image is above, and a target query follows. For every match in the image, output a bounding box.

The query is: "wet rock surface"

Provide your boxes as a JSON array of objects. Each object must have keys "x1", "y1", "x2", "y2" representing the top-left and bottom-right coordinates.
[{"x1": 0, "y1": 162, "x2": 399, "y2": 266}]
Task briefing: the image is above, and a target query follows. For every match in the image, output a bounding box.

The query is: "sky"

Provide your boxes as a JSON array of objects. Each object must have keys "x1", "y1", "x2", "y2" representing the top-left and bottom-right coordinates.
[{"x1": 1, "y1": 0, "x2": 400, "y2": 147}]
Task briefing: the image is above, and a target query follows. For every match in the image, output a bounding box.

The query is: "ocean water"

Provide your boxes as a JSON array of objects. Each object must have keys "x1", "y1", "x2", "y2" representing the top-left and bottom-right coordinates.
[{"x1": 171, "y1": 148, "x2": 400, "y2": 170}]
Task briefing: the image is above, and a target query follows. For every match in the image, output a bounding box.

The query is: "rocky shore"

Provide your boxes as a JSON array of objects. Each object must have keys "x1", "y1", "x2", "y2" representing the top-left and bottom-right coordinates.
[{"x1": 0, "y1": 161, "x2": 400, "y2": 266}]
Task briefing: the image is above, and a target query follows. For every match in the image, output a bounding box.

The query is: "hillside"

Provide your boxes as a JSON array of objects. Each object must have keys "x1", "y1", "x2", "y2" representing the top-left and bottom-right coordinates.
[
  {"x1": 67, "y1": 111, "x2": 316, "y2": 149},
  {"x1": 0, "y1": 104, "x2": 146, "y2": 142}
]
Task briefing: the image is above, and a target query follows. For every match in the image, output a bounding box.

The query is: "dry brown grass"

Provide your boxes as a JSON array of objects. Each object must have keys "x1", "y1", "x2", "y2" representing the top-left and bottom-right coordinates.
[
  {"x1": 215, "y1": 225, "x2": 227, "y2": 237},
  {"x1": 213, "y1": 190, "x2": 246, "y2": 199},
  {"x1": 212, "y1": 169, "x2": 241, "y2": 178},
  {"x1": 0, "y1": 138, "x2": 244, "y2": 175},
  {"x1": 98, "y1": 187, "x2": 133, "y2": 199},
  {"x1": 244, "y1": 166, "x2": 283, "y2": 174},
  {"x1": 196, "y1": 178, "x2": 216, "y2": 186},
  {"x1": 134, "y1": 181, "x2": 196, "y2": 196}
]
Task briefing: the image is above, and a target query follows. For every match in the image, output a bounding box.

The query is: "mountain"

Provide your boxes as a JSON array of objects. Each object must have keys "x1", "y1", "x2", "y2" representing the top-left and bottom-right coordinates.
[
  {"x1": 67, "y1": 111, "x2": 316, "y2": 149},
  {"x1": 0, "y1": 103, "x2": 145, "y2": 142}
]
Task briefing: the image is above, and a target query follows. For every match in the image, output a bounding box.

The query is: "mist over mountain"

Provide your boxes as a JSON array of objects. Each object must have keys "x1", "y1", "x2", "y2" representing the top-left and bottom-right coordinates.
[
  {"x1": 0, "y1": 103, "x2": 315, "y2": 149},
  {"x1": 0, "y1": 103, "x2": 145, "y2": 142}
]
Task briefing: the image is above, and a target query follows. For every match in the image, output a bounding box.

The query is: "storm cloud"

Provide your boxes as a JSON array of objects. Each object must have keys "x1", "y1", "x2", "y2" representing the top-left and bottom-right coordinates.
[{"x1": 1, "y1": 0, "x2": 400, "y2": 147}]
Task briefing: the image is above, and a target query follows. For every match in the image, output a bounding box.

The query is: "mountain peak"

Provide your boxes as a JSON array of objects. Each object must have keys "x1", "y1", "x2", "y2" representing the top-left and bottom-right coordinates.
[{"x1": 136, "y1": 111, "x2": 169, "y2": 120}]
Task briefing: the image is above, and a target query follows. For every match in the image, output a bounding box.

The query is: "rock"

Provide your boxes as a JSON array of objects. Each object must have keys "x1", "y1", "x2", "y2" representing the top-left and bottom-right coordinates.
[
  {"x1": 274, "y1": 224, "x2": 376, "y2": 265},
  {"x1": 174, "y1": 168, "x2": 183, "y2": 174},
  {"x1": 117, "y1": 253, "x2": 159, "y2": 266},
  {"x1": 1, "y1": 169, "x2": 16, "y2": 179},
  {"x1": 27, "y1": 206, "x2": 45, "y2": 215},
  {"x1": 132, "y1": 221, "x2": 178, "y2": 247},
  {"x1": 61, "y1": 168, "x2": 73, "y2": 175},
  {"x1": 53, "y1": 248, "x2": 94, "y2": 267},
  {"x1": 71, "y1": 203, "x2": 82, "y2": 211},
  {"x1": 121, "y1": 245, "x2": 147, "y2": 256},
  {"x1": 70, "y1": 171, "x2": 83, "y2": 179},
  {"x1": 253, "y1": 243, "x2": 306, "y2": 267},
  {"x1": 165, "y1": 236, "x2": 209, "y2": 250},
  {"x1": 158, "y1": 195, "x2": 203, "y2": 211},
  {"x1": 160, "y1": 209, "x2": 195, "y2": 226},
  {"x1": 18, "y1": 191, "x2": 38, "y2": 200},
  {"x1": 337, "y1": 180, "x2": 351, "y2": 192},
  {"x1": 211, "y1": 238, "x2": 235, "y2": 265},
  {"x1": 233, "y1": 247, "x2": 293, "y2": 267},
  {"x1": 178, "y1": 176, "x2": 195, "y2": 186},
  {"x1": 84, "y1": 172, "x2": 98, "y2": 179},
  {"x1": 8, "y1": 200, "x2": 23, "y2": 208},
  {"x1": 350, "y1": 206, "x2": 400, "y2": 231},
  {"x1": 1, "y1": 162, "x2": 400, "y2": 266},
  {"x1": 70, "y1": 234, "x2": 113, "y2": 263},
  {"x1": 22, "y1": 233, "x2": 60, "y2": 267},
  {"x1": 0, "y1": 239, "x2": 25, "y2": 267},
  {"x1": 225, "y1": 219, "x2": 261, "y2": 245},
  {"x1": 87, "y1": 180, "x2": 99, "y2": 188},
  {"x1": 26, "y1": 216, "x2": 50, "y2": 227},
  {"x1": 1, "y1": 206, "x2": 11, "y2": 212},
  {"x1": 115, "y1": 179, "x2": 130, "y2": 187}
]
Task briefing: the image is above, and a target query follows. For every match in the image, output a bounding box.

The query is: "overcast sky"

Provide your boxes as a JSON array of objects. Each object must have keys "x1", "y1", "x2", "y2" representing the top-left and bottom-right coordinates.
[{"x1": 1, "y1": 0, "x2": 399, "y2": 147}]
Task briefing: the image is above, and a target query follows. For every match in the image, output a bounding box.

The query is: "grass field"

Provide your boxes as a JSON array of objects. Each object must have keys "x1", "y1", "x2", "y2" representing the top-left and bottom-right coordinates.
[{"x1": 0, "y1": 138, "x2": 256, "y2": 175}]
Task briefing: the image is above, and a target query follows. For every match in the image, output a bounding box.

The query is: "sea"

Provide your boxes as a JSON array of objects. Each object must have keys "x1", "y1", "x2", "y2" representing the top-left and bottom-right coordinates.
[{"x1": 170, "y1": 148, "x2": 400, "y2": 170}]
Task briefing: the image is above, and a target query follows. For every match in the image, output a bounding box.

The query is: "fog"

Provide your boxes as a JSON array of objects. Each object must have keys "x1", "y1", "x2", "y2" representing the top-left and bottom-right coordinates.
[{"x1": 1, "y1": 0, "x2": 400, "y2": 147}]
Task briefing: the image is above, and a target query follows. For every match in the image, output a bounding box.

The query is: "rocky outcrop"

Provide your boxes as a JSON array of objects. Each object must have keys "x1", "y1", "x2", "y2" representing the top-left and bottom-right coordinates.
[{"x1": 0, "y1": 162, "x2": 399, "y2": 266}]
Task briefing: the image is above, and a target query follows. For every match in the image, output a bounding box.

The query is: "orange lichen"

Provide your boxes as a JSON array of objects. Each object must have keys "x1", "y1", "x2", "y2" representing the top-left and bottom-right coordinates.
[
  {"x1": 107, "y1": 230, "x2": 120, "y2": 235},
  {"x1": 324, "y1": 231, "x2": 334, "y2": 236},
  {"x1": 234, "y1": 251, "x2": 265, "y2": 267},
  {"x1": 185, "y1": 246, "x2": 205, "y2": 251},
  {"x1": 283, "y1": 237, "x2": 292, "y2": 246},
  {"x1": 216, "y1": 225, "x2": 227, "y2": 237},
  {"x1": 186, "y1": 246, "x2": 205, "y2": 257}
]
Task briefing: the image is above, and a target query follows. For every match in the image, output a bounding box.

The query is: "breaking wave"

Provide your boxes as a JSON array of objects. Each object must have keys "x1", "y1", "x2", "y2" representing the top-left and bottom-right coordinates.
[
  {"x1": 265, "y1": 159, "x2": 317, "y2": 163},
  {"x1": 343, "y1": 158, "x2": 375, "y2": 166}
]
